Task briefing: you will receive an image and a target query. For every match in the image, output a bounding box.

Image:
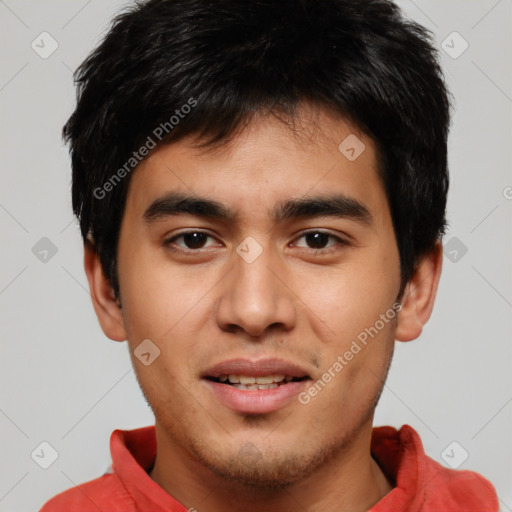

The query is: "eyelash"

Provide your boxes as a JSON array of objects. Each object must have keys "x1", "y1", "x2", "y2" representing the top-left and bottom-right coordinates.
[{"x1": 163, "y1": 230, "x2": 350, "y2": 254}]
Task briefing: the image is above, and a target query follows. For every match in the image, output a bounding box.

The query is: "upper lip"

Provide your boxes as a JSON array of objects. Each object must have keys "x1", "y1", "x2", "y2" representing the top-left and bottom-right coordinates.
[{"x1": 202, "y1": 358, "x2": 311, "y2": 379}]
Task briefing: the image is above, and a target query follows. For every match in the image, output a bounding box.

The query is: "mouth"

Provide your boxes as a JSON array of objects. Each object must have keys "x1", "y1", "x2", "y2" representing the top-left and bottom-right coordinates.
[
  {"x1": 205, "y1": 374, "x2": 309, "y2": 390},
  {"x1": 202, "y1": 358, "x2": 312, "y2": 414}
]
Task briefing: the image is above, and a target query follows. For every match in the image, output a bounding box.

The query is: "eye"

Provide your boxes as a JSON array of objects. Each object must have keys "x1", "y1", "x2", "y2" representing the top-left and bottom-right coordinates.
[
  {"x1": 164, "y1": 231, "x2": 220, "y2": 251},
  {"x1": 293, "y1": 231, "x2": 348, "y2": 252}
]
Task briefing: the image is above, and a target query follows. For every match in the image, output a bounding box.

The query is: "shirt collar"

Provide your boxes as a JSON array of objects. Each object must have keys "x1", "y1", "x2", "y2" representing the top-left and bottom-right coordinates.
[{"x1": 111, "y1": 426, "x2": 187, "y2": 511}]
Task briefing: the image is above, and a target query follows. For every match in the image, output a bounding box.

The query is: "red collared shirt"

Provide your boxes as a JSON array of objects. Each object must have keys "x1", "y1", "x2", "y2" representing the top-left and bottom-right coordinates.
[{"x1": 39, "y1": 424, "x2": 499, "y2": 511}]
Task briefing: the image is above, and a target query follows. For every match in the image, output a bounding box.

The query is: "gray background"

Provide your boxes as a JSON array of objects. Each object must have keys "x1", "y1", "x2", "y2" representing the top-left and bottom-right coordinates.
[{"x1": 0, "y1": 0, "x2": 511, "y2": 510}]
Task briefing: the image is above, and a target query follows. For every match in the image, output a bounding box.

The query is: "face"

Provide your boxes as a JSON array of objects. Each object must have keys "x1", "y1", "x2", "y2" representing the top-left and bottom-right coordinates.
[{"x1": 115, "y1": 106, "x2": 402, "y2": 487}]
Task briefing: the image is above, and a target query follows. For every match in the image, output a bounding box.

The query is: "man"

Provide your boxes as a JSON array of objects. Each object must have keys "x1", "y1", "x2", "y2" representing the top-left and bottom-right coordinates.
[{"x1": 40, "y1": 0, "x2": 499, "y2": 510}]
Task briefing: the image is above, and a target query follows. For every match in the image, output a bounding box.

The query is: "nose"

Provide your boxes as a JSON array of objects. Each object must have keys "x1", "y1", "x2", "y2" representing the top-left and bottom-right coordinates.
[{"x1": 215, "y1": 243, "x2": 297, "y2": 338}]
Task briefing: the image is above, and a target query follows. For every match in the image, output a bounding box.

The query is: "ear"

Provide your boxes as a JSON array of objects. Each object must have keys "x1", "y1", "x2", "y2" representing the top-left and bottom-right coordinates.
[
  {"x1": 83, "y1": 239, "x2": 127, "y2": 342},
  {"x1": 395, "y1": 240, "x2": 443, "y2": 342}
]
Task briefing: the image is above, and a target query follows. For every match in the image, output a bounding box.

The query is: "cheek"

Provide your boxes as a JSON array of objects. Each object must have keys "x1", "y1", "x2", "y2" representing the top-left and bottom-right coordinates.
[
  {"x1": 306, "y1": 318, "x2": 395, "y2": 422},
  {"x1": 292, "y1": 245, "x2": 398, "y2": 406},
  {"x1": 118, "y1": 246, "x2": 203, "y2": 339},
  {"x1": 292, "y1": 251, "x2": 399, "y2": 342},
  {"x1": 117, "y1": 253, "x2": 220, "y2": 394}
]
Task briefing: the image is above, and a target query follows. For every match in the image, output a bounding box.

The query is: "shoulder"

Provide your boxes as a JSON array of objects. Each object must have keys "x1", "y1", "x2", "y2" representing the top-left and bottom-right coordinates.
[
  {"x1": 372, "y1": 425, "x2": 499, "y2": 511},
  {"x1": 421, "y1": 455, "x2": 499, "y2": 511},
  {"x1": 39, "y1": 472, "x2": 135, "y2": 511}
]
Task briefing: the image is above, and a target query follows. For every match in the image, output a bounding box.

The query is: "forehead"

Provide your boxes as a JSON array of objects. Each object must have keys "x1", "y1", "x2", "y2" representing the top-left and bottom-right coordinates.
[
  {"x1": 123, "y1": 105, "x2": 388, "y2": 227},
  {"x1": 185, "y1": 105, "x2": 376, "y2": 169}
]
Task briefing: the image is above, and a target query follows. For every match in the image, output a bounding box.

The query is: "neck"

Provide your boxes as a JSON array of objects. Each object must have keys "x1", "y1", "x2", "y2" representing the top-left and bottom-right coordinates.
[{"x1": 149, "y1": 421, "x2": 393, "y2": 512}]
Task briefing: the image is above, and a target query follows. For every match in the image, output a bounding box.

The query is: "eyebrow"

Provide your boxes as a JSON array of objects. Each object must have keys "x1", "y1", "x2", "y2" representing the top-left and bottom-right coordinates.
[{"x1": 143, "y1": 191, "x2": 372, "y2": 226}]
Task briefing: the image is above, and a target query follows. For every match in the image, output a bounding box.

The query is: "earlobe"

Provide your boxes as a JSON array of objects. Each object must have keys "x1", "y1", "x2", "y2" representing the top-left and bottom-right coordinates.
[
  {"x1": 83, "y1": 239, "x2": 127, "y2": 342},
  {"x1": 395, "y1": 240, "x2": 443, "y2": 342}
]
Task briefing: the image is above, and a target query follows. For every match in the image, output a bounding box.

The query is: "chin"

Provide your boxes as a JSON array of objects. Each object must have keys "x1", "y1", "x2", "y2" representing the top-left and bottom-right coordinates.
[
  {"x1": 186, "y1": 433, "x2": 349, "y2": 490},
  {"x1": 198, "y1": 453, "x2": 313, "y2": 489}
]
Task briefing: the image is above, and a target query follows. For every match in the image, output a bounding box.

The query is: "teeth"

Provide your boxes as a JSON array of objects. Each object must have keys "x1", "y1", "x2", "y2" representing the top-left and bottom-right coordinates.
[
  {"x1": 225, "y1": 374, "x2": 288, "y2": 385},
  {"x1": 232, "y1": 383, "x2": 279, "y2": 390}
]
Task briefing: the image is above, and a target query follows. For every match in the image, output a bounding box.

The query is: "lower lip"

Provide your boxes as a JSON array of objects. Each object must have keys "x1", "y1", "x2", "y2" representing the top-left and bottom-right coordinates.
[{"x1": 204, "y1": 380, "x2": 309, "y2": 414}]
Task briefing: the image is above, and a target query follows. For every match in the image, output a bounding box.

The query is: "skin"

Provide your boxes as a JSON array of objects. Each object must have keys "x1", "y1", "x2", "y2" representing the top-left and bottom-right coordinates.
[{"x1": 84, "y1": 104, "x2": 443, "y2": 512}]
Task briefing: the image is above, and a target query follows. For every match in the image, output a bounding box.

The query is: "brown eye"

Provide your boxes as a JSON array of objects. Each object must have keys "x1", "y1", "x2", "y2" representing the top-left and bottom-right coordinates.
[
  {"x1": 303, "y1": 232, "x2": 330, "y2": 249},
  {"x1": 294, "y1": 231, "x2": 348, "y2": 251},
  {"x1": 179, "y1": 232, "x2": 209, "y2": 249},
  {"x1": 165, "y1": 231, "x2": 218, "y2": 251}
]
